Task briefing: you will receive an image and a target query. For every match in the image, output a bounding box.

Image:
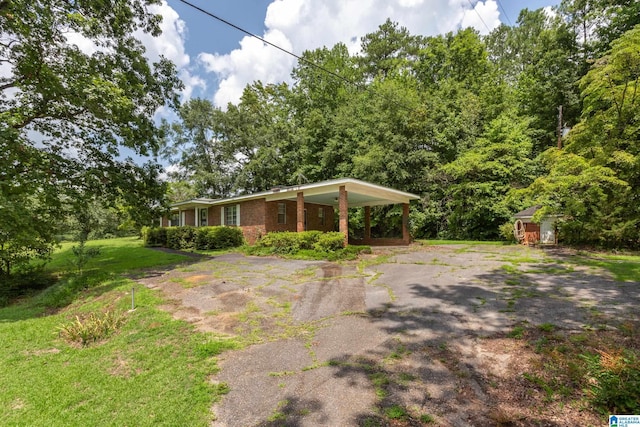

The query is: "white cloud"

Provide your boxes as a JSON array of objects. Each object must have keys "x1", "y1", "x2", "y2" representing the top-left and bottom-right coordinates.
[
  {"x1": 140, "y1": 1, "x2": 208, "y2": 101},
  {"x1": 198, "y1": 29, "x2": 295, "y2": 107},
  {"x1": 460, "y1": 0, "x2": 501, "y2": 35},
  {"x1": 196, "y1": 0, "x2": 502, "y2": 108},
  {"x1": 140, "y1": 1, "x2": 190, "y2": 69}
]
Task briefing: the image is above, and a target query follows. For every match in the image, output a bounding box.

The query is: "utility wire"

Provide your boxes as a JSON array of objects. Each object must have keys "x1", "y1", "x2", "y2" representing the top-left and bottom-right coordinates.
[
  {"x1": 176, "y1": 0, "x2": 425, "y2": 116},
  {"x1": 177, "y1": 0, "x2": 356, "y2": 87},
  {"x1": 465, "y1": 0, "x2": 492, "y2": 34},
  {"x1": 495, "y1": 0, "x2": 512, "y2": 26}
]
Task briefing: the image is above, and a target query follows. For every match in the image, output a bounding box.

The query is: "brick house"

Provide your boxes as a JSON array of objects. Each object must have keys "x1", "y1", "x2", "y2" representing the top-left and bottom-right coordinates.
[{"x1": 160, "y1": 178, "x2": 420, "y2": 246}]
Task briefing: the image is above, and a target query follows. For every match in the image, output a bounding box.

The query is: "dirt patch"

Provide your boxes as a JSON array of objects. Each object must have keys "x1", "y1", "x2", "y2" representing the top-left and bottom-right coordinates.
[{"x1": 136, "y1": 246, "x2": 638, "y2": 426}]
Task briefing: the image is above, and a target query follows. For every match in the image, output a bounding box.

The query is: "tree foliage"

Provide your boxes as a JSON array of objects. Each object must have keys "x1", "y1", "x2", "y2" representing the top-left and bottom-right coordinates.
[
  {"x1": 164, "y1": 5, "x2": 640, "y2": 248},
  {"x1": 1, "y1": 0, "x2": 182, "y2": 274}
]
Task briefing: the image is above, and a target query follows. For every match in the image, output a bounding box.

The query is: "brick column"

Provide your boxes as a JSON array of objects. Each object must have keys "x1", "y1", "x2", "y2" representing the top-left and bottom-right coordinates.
[
  {"x1": 297, "y1": 192, "x2": 305, "y2": 232},
  {"x1": 364, "y1": 206, "x2": 371, "y2": 241},
  {"x1": 339, "y1": 185, "x2": 348, "y2": 247},
  {"x1": 402, "y1": 203, "x2": 410, "y2": 244}
]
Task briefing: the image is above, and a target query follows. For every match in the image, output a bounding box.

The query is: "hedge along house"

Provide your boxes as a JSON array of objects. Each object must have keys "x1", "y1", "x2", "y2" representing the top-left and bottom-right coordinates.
[
  {"x1": 161, "y1": 178, "x2": 421, "y2": 246},
  {"x1": 513, "y1": 205, "x2": 558, "y2": 245}
]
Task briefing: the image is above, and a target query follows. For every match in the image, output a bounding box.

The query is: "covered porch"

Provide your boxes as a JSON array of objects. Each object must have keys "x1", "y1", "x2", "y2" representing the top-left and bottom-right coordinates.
[{"x1": 265, "y1": 179, "x2": 420, "y2": 246}]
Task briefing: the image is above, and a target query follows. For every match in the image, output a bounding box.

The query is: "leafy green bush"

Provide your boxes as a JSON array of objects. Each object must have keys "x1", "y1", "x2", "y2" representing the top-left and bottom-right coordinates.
[
  {"x1": 141, "y1": 226, "x2": 167, "y2": 247},
  {"x1": 165, "y1": 226, "x2": 196, "y2": 250},
  {"x1": 499, "y1": 221, "x2": 517, "y2": 243},
  {"x1": 69, "y1": 240, "x2": 101, "y2": 274},
  {"x1": 195, "y1": 226, "x2": 244, "y2": 250},
  {"x1": 257, "y1": 231, "x2": 304, "y2": 254},
  {"x1": 313, "y1": 232, "x2": 345, "y2": 251},
  {"x1": 252, "y1": 231, "x2": 370, "y2": 260},
  {"x1": 58, "y1": 310, "x2": 125, "y2": 346},
  {"x1": 257, "y1": 231, "x2": 326, "y2": 254},
  {"x1": 143, "y1": 226, "x2": 243, "y2": 251}
]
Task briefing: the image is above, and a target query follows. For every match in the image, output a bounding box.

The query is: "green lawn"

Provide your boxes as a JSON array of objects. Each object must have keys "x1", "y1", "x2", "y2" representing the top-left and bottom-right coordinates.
[
  {"x1": 45, "y1": 236, "x2": 188, "y2": 275},
  {"x1": 570, "y1": 252, "x2": 640, "y2": 282},
  {"x1": 0, "y1": 237, "x2": 239, "y2": 426}
]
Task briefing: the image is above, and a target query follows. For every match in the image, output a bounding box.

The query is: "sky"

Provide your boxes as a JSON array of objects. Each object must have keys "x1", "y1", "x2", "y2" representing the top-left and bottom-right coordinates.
[{"x1": 148, "y1": 0, "x2": 560, "y2": 111}]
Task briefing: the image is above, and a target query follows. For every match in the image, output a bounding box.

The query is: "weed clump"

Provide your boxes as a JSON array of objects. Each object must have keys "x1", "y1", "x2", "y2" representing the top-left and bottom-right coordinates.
[
  {"x1": 582, "y1": 349, "x2": 640, "y2": 414},
  {"x1": 59, "y1": 310, "x2": 125, "y2": 346}
]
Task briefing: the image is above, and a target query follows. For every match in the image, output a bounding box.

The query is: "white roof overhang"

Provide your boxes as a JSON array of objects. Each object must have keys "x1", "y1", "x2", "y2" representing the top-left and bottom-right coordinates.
[{"x1": 170, "y1": 178, "x2": 420, "y2": 210}]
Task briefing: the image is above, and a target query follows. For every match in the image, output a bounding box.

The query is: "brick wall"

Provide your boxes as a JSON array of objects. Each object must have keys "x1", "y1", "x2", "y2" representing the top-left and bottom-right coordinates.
[
  {"x1": 184, "y1": 209, "x2": 195, "y2": 226},
  {"x1": 208, "y1": 206, "x2": 220, "y2": 226},
  {"x1": 239, "y1": 199, "x2": 266, "y2": 244},
  {"x1": 265, "y1": 200, "x2": 297, "y2": 232},
  {"x1": 265, "y1": 200, "x2": 334, "y2": 233},
  {"x1": 163, "y1": 199, "x2": 335, "y2": 245},
  {"x1": 305, "y1": 203, "x2": 335, "y2": 232}
]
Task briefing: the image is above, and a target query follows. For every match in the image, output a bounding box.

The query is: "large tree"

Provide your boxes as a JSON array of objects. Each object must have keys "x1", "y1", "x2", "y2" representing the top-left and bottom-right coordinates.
[
  {"x1": 0, "y1": 0, "x2": 182, "y2": 274},
  {"x1": 523, "y1": 25, "x2": 640, "y2": 247}
]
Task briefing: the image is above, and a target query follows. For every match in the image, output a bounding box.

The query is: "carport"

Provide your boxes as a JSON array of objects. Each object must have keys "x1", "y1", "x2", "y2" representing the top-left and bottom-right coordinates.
[{"x1": 264, "y1": 178, "x2": 421, "y2": 246}]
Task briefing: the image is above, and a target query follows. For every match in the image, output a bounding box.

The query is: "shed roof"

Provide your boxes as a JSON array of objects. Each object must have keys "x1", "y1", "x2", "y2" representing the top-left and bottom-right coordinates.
[
  {"x1": 171, "y1": 178, "x2": 420, "y2": 210},
  {"x1": 513, "y1": 205, "x2": 542, "y2": 219}
]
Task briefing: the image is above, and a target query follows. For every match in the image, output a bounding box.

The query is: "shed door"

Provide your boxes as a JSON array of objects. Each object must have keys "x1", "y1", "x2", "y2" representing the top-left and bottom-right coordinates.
[
  {"x1": 524, "y1": 222, "x2": 540, "y2": 245},
  {"x1": 540, "y1": 221, "x2": 555, "y2": 244}
]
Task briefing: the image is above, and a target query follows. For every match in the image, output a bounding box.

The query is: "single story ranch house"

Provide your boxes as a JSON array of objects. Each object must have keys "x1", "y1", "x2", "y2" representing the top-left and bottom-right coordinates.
[{"x1": 161, "y1": 178, "x2": 420, "y2": 246}]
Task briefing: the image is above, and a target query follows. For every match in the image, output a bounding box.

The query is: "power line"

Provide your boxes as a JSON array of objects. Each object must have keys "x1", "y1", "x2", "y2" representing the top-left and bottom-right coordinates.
[
  {"x1": 176, "y1": 0, "x2": 356, "y2": 87},
  {"x1": 465, "y1": 0, "x2": 492, "y2": 34},
  {"x1": 175, "y1": 0, "x2": 429, "y2": 116},
  {"x1": 495, "y1": 0, "x2": 512, "y2": 26}
]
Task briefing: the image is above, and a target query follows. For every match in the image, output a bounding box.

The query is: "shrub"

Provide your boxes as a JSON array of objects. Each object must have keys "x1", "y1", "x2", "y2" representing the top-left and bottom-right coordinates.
[
  {"x1": 257, "y1": 232, "x2": 302, "y2": 254},
  {"x1": 253, "y1": 231, "x2": 370, "y2": 260},
  {"x1": 68, "y1": 240, "x2": 101, "y2": 274},
  {"x1": 143, "y1": 226, "x2": 243, "y2": 251},
  {"x1": 499, "y1": 221, "x2": 517, "y2": 243},
  {"x1": 141, "y1": 226, "x2": 167, "y2": 247},
  {"x1": 313, "y1": 232, "x2": 345, "y2": 252},
  {"x1": 58, "y1": 310, "x2": 126, "y2": 346},
  {"x1": 165, "y1": 226, "x2": 196, "y2": 250},
  {"x1": 210, "y1": 226, "x2": 244, "y2": 249},
  {"x1": 297, "y1": 230, "x2": 323, "y2": 249}
]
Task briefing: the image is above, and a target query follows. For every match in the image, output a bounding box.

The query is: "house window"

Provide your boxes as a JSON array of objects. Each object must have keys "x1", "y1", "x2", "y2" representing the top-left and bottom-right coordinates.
[
  {"x1": 318, "y1": 207, "x2": 325, "y2": 226},
  {"x1": 223, "y1": 205, "x2": 239, "y2": 226},
  {"x1": 199, "y1": 208, "x2": 208, "y2": 227},
  {"x1": 277, "y1": 202, "x2": 286, "y2": 224},
  {"x1": 169, "y1": 213, "x2": 179, "y2": 227}
]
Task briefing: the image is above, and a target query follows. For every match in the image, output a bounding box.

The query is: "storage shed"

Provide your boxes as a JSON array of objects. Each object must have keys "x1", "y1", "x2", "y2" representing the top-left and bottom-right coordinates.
[{"x1": 513, "y1": 206, "x2": 557, "y2": 245}]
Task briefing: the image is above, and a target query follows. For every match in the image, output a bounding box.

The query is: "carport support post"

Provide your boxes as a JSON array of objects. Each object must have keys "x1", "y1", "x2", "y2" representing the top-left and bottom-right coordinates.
[
  {"x1": 364, "y1": 206, "x2": 371, "y2": 241},
  {"x1": 296, "y1": 192, "x2": 305, "y2": 232},
  {"x1": 402, "y1": 203, "x2": 410, "y2": 244},
  {"x1": 339, "y1": 185, "x2": 348, "y2": 247}
]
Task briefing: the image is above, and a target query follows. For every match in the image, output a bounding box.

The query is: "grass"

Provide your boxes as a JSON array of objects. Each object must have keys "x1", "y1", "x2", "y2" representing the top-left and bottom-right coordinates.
[
  {"x1": 0, "y1": 237, "x2": 238, "y2": 426},
  {"x1": 45, "y1": 236, "x2": 188, "y2": 276},
  {"x1": 569, "y1": 253, "x2": 640, "y2": 282}
]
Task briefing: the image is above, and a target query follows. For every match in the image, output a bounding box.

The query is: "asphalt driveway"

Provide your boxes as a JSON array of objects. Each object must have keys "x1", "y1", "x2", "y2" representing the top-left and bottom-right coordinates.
[{"x1": 137, "y1": 244, "x2": 639, "y2": 426}]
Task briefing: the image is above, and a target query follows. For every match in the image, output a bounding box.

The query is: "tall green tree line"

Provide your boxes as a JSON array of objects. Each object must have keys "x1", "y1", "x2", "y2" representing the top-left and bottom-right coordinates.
[{"x1": 165, "y1": 1, "x2": 639, "y2": 247}]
